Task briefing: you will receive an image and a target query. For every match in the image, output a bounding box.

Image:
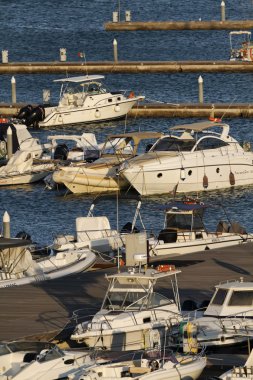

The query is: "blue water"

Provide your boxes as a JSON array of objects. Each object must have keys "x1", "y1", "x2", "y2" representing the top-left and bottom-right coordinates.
[{"x1": 0, "y1": 0, "x2": 253, "y2": 244}]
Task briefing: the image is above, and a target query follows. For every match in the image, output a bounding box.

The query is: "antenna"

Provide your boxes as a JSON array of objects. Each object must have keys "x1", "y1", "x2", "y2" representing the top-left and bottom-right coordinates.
[
  {"x1": 78, "y1": 52, "x2": 88, "y2": 77},
  {"x1": 219, "y1": 96, "x2": 237, "y2": 121}
]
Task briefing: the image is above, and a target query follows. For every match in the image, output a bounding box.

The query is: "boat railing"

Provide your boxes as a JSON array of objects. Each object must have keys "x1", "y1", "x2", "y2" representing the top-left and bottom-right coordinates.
[{"x1": 71, "y1": 307, "x2": 182, "y2": 334}]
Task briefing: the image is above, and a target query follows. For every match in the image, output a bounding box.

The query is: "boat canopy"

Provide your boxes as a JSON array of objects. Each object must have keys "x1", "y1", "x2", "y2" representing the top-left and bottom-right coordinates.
[
  {"x1": 53, "y1": 75, "x2": 105, "y2": 83},
  {"x1": 163, "y1": 201, "x2": 207, "y2": 212},
  {"x1": 0, "y1": 237, "x2": 32, "y2": 249},
  {"x1": 170, "y1": 121, "x2": 228, "y2": 133},
  {"x1": 229, "y1": 31, "x2": 251, "y2": 36}
]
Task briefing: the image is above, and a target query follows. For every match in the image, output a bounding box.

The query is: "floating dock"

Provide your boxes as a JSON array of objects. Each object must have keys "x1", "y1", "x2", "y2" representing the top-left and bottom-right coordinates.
[
  {"x1": 105, "y1": 20, "x2": 253, "y2": 31},
  {"x1": 3, "y1": 103, "x2": 253, "y2": 119},
  {"x1": 1, "y1": 61, "x2": 253, "y2": 74}
]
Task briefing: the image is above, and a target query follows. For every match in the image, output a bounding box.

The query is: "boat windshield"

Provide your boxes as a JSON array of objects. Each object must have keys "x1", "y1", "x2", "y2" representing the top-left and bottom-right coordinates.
[
  {"x1": 210, "y1": 288, "x2": 228, "y2": 306},
  {"x1": 0, "y1": 344, "x2": 11, "y2": 356},
  {"x1": 166, "y1": 212, "x2": 204, "y2": 231},
  {"x1": 103, "y1": 291, "x2": 172, "y2": 311},
  {"x1": 37, "y1": 346, "x2": 64, "y2": 363},
  {"x1": 152, "y1": 137, "x2": 195, "y2": 152},
  {"x1": 64, "y1": 82, "x2": 106, "y2": 96}
]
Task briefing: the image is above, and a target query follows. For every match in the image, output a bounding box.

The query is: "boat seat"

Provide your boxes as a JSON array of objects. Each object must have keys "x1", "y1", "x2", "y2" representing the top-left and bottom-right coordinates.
[
  {"x1": 228, "y1": 221, "x2": 247, "y2": 234},
  {"x1": 216, "y1": 220, "x2": 230, "y2": 233},
  {"x1": 158, "y1": 229, "x2": 177, "y2": 243},
  {"x1": 76, "y1": 216, "x2": 113, "y2": 242},
  {"x1": 129, "y1": 366, "x2": 151, "y2": 374}
]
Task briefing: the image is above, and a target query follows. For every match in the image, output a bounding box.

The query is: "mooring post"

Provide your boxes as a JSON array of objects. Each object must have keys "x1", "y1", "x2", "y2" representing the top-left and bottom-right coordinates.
[
  {"x1": 43, "y1": 89, "x2": 51, "y2": 104},
  {"x1": 198, "y1": 75, "x2": 204, "y2": 103},
  {"x1": 3, "y1": 211, "x2": 10, "y2": 238},
  {"x1": 11, "y1": 76, "x2": 16, "y2": 104},
  {"x1": 221, "y1": 1, "x2": 226, "y2": 21},
  {"x1": 113, "y1": 39, "x2": 118, "y2": 62},
  {"x1": 125, "y1": 10, "x2": 131, "y2": 22},
  {"x1": 60, "y1": 48, "x2": 67, "y2": 62},
  {"x1": 113, "y1": 11, "x2": 119, "y2": 22},
  {"x1": 2, "y1": 50, "x2": 8, "y2": 64},
  {"x1": 7, "y1": 126, "x2": 13, "y2": 159}
]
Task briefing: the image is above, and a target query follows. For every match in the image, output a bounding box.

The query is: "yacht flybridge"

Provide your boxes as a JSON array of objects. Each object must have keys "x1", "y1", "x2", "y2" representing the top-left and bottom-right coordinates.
[
  {"x1": 19, "y1": 75, "x2": 144, "y2": 128},
  {"x1": 120, "y1": 121, "x2": 253, "y2": 195},
  {"x1": 71, "y1": 266, "x2": 182, "y2": 351}
]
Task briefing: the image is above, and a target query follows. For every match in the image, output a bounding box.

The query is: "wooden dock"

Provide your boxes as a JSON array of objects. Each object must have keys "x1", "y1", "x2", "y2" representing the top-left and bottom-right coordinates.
[
  {"x1": 1, "y1": 242, "x2": 253, "y2": 342},
  {"x1": 1, "y1": 61, "x2": 253, "y2": 74},
  {"x1": 105, "y1": 20, "x2": 253, "y2": 31},
  {"x1": 3, "y1": 103, "x2": 253, "y2": 119}
]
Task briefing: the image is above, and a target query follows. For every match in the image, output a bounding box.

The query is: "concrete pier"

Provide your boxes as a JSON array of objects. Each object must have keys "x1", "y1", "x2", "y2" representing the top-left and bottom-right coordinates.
[
  {"x1": 1, "y1": 61, "x2": 253, "y2": 74},
  {"x1": 105, "y1": 20, "x2": 253, "y2": 31},
  {"x1": 2, "y1": 103, "x2": 253, "y2": 119}
]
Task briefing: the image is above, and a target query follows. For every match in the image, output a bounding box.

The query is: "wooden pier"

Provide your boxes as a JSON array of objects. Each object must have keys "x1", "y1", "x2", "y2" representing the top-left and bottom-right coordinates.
[
  {"x1": 1, "y1": 61, "x2": 253, "y2": 74},
  {"x1": 105, "y1": 20, "x2": 253, "y2": 31},
  {"x1": 3, "y1": 103, "x2": 253, "y2": 119}
]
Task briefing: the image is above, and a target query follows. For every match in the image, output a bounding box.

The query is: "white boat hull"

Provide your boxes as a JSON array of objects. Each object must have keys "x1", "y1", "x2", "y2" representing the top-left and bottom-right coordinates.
[
  {"x1": 150, "y1": 234, "x2": 253, "y2": 257},
  {"x1": 40, "y1": 98, "x2": 139, "y2": 127},
  {"x1": 0, "y1": 170, "x2": 52, "y2": 186}
]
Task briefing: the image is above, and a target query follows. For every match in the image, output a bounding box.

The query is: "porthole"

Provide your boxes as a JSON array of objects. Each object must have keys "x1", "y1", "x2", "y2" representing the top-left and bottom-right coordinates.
[
  {"x1": 117, "y1": 97, "x2": 121, "y2": 101},
  {"x1": 108, "y1": 98, "x2": 112, "y2": 103},
  {"x1": 216, "y1": 168, "x2": 220, "y2": 173},
  {"x1": 188, "y1": 170, "x2": 192, "y2": 176},
  {"x1": 157, "y1": 173, "x2": 163, "y2": 178}
]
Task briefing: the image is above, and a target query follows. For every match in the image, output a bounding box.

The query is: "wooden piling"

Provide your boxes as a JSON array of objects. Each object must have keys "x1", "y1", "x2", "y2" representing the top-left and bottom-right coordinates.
[{"x1": 104, "y1": 20, "x2": 253, "y2": 31}]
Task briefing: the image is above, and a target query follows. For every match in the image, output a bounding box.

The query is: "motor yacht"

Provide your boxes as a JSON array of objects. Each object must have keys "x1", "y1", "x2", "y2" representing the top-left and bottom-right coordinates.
[
  {"x1": 120, "y1": 121, "x2": 253, "y2": 195},
  {"x1": 71, "y1": 265, "x2": 182, "y2": 351},
  {"x1": 186, "y1": 278, "x2": 253, "y2": 347},
  {"x1": 149, "y1": 199, "x2": 253, "y2": 258},
  {"x1": 52, "y1": 132, "x2": 162, "y2": 194},
  {"x1": 18, "y1": 75, "x2": 144, "y2": 128}
]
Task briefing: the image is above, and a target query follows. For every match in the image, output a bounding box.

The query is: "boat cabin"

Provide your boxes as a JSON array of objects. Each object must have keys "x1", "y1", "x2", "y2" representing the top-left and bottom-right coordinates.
[
  {"x1": 204, "y1": 278, "x2": 253, "y2": 317},
  {"x1": 158, "y1": 201, "x2": 206, "y2": 243},
  {"x1": 229, "y1": 31, "x2": 253, "y2": 61},
  {"x1": 101, "y1": 267, "x2": 181, "y2": 313}
]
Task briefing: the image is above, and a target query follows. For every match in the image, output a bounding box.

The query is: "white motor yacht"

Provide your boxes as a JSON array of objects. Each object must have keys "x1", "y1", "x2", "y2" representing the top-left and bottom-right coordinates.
[
  {"x1": 0, "y1": 237, "x2": 96, "y2": 288},
  {"x1": 75, "y1": 349, "x2": 206, "y2": 380},
  {"x1": 0, "y1": 341, "x2": 96, "y2": 380},
  {"x1": 149, "y1": 199, "x2": 253, "y2": 258},
  {"x1": 186, "y1": 278, "x2": 253, "y2": 347},
  {"x1": 120, "y1": 121, "x2": 253, "y2": 195},
  {"x1": 19, "y1": 75, "x2": 144, "y2": 128},
  {"x1": 71, "y1": 265, "x2": 182, "y2": 351},
  {"x1": 52, "y1": 132, "x2": 162, "y2": 194}
]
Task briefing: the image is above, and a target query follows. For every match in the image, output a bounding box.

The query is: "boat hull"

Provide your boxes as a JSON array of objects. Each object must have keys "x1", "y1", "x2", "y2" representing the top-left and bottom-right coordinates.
[
  {"x1": 40, "y1": 98, "x2": 139, "y2": 127},
  {"x1": 0, "y1": 170, "x2": 52, "y2": 185}
]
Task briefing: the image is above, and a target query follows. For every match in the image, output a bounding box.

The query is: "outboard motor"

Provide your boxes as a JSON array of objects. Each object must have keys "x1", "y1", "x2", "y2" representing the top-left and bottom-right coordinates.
[
  {"x1": 16, "y1": 230, "x2": 31, "y2": 241},
  {"x1": 54, "y1": 143, "x2": 69, "y2": 160},
  {"x1": 120, "y1": 222, "x2": 140, "y2": 234},
  {"x1": 16, "y1": 104, "x2": 34, "y2": 122},
  {"x1": 26, "y1": 105, "x2": 45, "y2": 128}
]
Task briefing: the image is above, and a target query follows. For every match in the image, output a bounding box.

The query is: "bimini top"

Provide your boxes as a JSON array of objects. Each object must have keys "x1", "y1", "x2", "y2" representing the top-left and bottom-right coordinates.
[
  {"x1": 163, "y1": 200, "x2": 207, "y2": 212},
  {"x1": 229, "y1": 31, "x2": 251, "y2": 36},
  {"x1": 170, "y1": 121, "x2": 228, "y2": 133},
  {"x1": 53, "y1": 75, "x2": 105, "y2": 83},
  {"x1": 0, "y1": 237, "x2": 32, "y2": 249}
]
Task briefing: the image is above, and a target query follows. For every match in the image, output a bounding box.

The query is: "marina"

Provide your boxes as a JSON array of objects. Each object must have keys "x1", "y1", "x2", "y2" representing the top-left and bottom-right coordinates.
[{"x1": 1, "y1": 1, "x2": 253, "y2": 379}]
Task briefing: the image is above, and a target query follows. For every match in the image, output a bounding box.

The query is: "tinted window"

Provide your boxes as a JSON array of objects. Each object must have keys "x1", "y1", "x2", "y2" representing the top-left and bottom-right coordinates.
[
  {"x1": 228, "y1": 291, "x2": 253, "y2": 306},
  {"x1": 196, "y1": 138, "x2": 228, "y2": 151},
  {"x1": 152, "y1": 137, "x2": 195, "y2": 152},
  {"x1": 166, "y1": 212, "x2": 204, "y2": 231},
  {"x1": 211, "y1": 289, "x2": 228, "y2": 305}
]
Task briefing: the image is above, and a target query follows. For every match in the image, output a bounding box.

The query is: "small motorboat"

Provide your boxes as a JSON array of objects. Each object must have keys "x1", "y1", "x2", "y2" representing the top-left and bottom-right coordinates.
[
  {"x1": 76, "y1": 349, "x2": 206, "y2": 380},
  {"x1": 120, "y1": 120, "x2": 253, "y2": 195},
  {"x1": 52, "y1": 131, "x2": 162, "y2": 194},
  {"x1": 71, "y1": 263, "x2": 182, "y2": 351},
  {"x1": 18, "y1": 75, "x2": 144, "y2": 128},
  {"x1": 229, "y1": 31, "x2": 253, "y2": 61},
  {"x1": 148, "y1": 199, "x2": 253, "y2": 258},
  {"x1": 0, "y1": 340, "x2": 97, "y2": 380},
  {"x1": 0, "y1": 150, "x2": 55, "y2": 186},
  {"x1": 185, "y1": 277, "x2": 253, "y2": 347},
  {"x1": 0, "y1": 237, "x2": 96, "y2": 288},
  {"x1": 218, "y1": 348, "x2": 253, "y2": 380}
]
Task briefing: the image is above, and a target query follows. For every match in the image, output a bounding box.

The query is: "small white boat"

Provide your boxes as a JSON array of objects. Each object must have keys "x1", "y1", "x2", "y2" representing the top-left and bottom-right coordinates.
[
  {"x1": 219, "y1": 349, "x2": 253, "y2": 380},
  {"x1": 0, "y1": 341, "x2": 96, "y2": 380},
  {"x1": 120, "y1": 121, "x2": 253, "y2": 195},
  {"x1": 52, "y1": 132, "x2": 162, "y2": 194},
  {"x1": 71, "y1": 265, "x2": 182, "y2": 351},
  {"x1": 0, "y1": 237, "x2": 96, "y2": 288},
  {"x1": 230, "y1": 31, "x2": 253, "y2": 61},
  {"x1": 148, "y1": 199, "x2": 253, "y2": 258},
  {"x1": 186, "y1": 278, "x2": 253, "y2": 347},
  {"x1": 75, "y1": 349, "x2": 206, "y2": 380},
  {"x1": 0, "y1": 150, "x2": 55, "y2": 186},
  {"x1": 19, "y1": 75, "x2": 144, "y2": 128}
]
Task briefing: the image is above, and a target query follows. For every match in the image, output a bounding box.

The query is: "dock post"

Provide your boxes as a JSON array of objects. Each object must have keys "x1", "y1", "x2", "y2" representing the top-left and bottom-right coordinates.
[
  {"x1": 2, "y1": 50, "x2": 8, "y2": 64},
  {"x1": 3, "y1": 211, "x2": 10, "y2": 238},
  {"x1": 113, "y1": 39, "x2": 118, "y2": 62},
  {"x1": 11, "y1": 76, "x2": 16, "y2": 104},
  {"x1": 43, "y1": 89, "x2": 51, "y2": 104},
  {"x1": 113, "y1": 11, "x2": 119, "y2": 22},
  {"x1": 221, "y1": 1, "x2": 226, "y2": 21},
  {"x1": 198, "y1": 75, "x2": 204, "y2": 103},
  {"x1": 125, "y1": 10, "x2": 131, "y2": 22},
  {"x1": 7, "y1": 126, "x2": 13, "y2": 159},
  {"x1": 60, "y1": 48, "x2": 67, "y2": 62}
]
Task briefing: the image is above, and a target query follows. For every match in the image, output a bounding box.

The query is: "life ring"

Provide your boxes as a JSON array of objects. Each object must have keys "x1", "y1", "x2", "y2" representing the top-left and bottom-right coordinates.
[
  {"x1": 0, "y1": 118, "x2": 8, "y2": 123},
  {"x1": 209, "y1": 117, "x2": 222, "y2": 122},
  {"x1": 128, "y1": 91, "x2": 135, "y2": 98}
]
